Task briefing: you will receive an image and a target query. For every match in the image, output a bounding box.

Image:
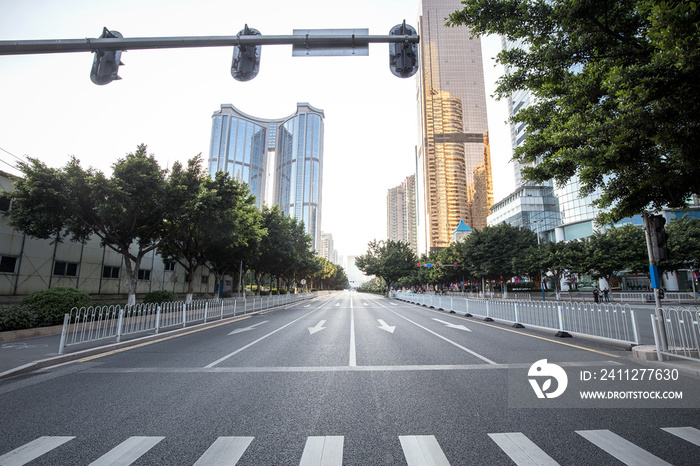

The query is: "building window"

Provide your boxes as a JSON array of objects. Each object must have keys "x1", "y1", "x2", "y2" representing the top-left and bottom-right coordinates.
[
  {"x1": 0, "y1": 195, "x2": 11, "y2": 212},
  {"x1": 164, "y1": 262, "x2": 176, "y2": 272},
  {"x1": 0, "y1": 256, "x2": 18, "y2": 274},
  {"x1": 201, "y1": 275, "x2": 209, "y2": 284},
  {"x1": 53, "y1": 261, "x2": 78, "y2": 277},
  {"x1": 137, "y1": 269, "x2": 151, "y2": 281},
  {"x1": 102, "y1": 266, "x2": 120, "y2": 279}
]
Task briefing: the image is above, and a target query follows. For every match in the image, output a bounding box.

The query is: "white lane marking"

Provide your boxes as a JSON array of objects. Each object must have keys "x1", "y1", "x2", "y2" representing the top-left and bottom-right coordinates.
[
  {"x1": 399, "y1": 435, "x2": 450, "y2": 466},
  {"x1": 369, "y1": 298, "x2": 497, "y2": 365},
  {"x1": 308, "y1": 320, "x2": 327, "y2": 335},
  {"x1": 661, "y1": 427, "x2": 700, "y2": 446},
  {"x1": 576, "y1": 430, "x2": 671, "y2": 466},
  {"x1": 193, "y1": 436, "x2": 254, "y2": 465},
  {"x1": 349, "y1": 298, "x2": 357, "y2": 367},
  {"x1": 228, "y1": 321, "x2": 268, "y2": 335},
  {"x1": 0, "y1": 436, "x2": 75, "y2": 466},
  {"x1": 377, "y1": 319, "x2": 396, "y2": 334},
  {"x1": 488, "y1": 432, "x2": 559, "y2": 465},
  {"x1": 299, "y1": 436, "x2": 344, "y2": 466},
  {"x1": 89, "y1": 436, "x2": 164, "y2": 466},
  {"x1": 432, "y1": 318, "x2": 471, "y2": 332},
  {"x1": 205, "y1": 307, "x2": 324, "y2": 368}
]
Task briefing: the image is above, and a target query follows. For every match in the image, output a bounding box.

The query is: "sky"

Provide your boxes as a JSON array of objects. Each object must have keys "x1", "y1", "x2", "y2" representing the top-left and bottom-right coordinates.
[{"x1": 0, "y1": 0, "x2": 514, "y2": 261}]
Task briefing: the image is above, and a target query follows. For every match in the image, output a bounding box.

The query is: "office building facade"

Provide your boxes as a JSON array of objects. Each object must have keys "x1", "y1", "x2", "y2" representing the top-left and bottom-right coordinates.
[
  {"x1": 387, "y1": 174, "x2": 418, "y2": 254},
  {"x1": 417, "y1": 0, "x2": 493, "y2": 253},
  {"x1": 208, "y1": 103, "x2": 324, "y2": 251}
]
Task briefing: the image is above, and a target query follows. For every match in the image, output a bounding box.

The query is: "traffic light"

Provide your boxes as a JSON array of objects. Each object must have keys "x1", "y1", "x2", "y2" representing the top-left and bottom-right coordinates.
[
  {"x1": 231, "y1": 25, "x2": 261, "y2": 81},
  {"x1": 652, "y1": 215, "x2": 669, "y2": 261},
  {"x1": 436, "y1": 262, "x2": 440, "y2": 268},
  {"x1": 454, "y1": 263, "x2": 458, "y2": 268},
  {"x1": 90, "y1": 28, "x2": 124, "y2": 85},
  {"x1": 389, "y1": 21, "x2": 418, "y2": 78},
  {"x1": 417, "y1": 262, "x2": 421, "y2": 267}
]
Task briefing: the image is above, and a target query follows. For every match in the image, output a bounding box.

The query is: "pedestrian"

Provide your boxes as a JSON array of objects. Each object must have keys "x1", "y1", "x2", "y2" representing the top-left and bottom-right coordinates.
[
  {"x1": 603, "y1": 288, "x2": 609, "y2": 302},
  {"x1": 593, "y1": 289, "x2": 599, "y2": 303}
]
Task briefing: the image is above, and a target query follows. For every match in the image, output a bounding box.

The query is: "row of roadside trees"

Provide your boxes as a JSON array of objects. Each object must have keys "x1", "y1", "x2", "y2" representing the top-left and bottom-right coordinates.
[
  {"x1": 356, "y1": 217, "x2": 700, "y2": 298},
  {"x1": 4, "y1": 144, "x2": 348, "y2": 304}
]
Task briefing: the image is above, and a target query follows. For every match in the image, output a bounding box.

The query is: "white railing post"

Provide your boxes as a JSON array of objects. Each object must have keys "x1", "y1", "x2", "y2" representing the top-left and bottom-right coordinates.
[
  {"x1": 557, "y1": 305, "x2": 564, "y2": 331},
  {"x1": 204, "y1": 302, "x2": 209, "y2": 323},
  {"x1": 155, "y1": 306, "x2": 161, "y2": 334},
  {"x1": 116, "y1": 308, "x2": 125, "y2": 343},
  {"x1": 58, "y1": 313, "x2": 70, "y2": 355},
  {"x1": 651, "y1": 314, "x2": 664, "y2": 361},
  {"x1": 630, "y1": 309, "x2": 639, "y2": 345},
  {"x1": 182, "y1": 302, "x2": 187, "y2": 328}
]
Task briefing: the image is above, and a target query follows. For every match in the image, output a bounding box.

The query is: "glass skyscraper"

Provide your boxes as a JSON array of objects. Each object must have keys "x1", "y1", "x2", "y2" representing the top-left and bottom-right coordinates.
[
  {"x1": 417, "y1": 0, "x2": 494, "y2": 253},
  {"x1": 208, "y1": 103, "x2": 324, "y2": 251}
]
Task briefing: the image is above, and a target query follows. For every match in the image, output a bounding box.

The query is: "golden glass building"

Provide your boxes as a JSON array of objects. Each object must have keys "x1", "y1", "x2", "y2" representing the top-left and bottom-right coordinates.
[{"x1": 417, "y1": 0, "x2": 493, "y2": 252}]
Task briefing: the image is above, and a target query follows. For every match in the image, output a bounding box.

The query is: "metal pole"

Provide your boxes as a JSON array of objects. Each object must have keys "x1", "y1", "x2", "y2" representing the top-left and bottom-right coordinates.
[{"x1": 0, "y1": 34, "x2": 419, "y2": 55}]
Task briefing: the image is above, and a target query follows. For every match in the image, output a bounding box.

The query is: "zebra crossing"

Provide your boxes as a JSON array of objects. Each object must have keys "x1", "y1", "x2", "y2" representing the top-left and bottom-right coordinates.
[{"x1": 0, "y1": 427, "x2": 698, "y2": 465}]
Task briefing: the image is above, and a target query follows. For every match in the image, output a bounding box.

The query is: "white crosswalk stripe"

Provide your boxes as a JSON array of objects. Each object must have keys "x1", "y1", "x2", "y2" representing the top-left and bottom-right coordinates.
[
  {"x1": 193, "y1": 436, "x2": 254, "y2": 466},
  {"x1": 399, "y1": 435, "x2": 451, "y2": 466},
  {"x1": 661, "y1": 427, "x2": 700, "y2": 447},
  {"x1": 89, "y1": 436, "x2": 164, "y2": 466},
  {"x1": 299, "y1": 436, "x2": 344, "y2": 466},
  {"x1": 0, "y1": 436, "x2": 74, "y2": 466},
  {"x1": 576, "y1": 429, "x2": 672, "y2": 466},
  {"x1": 488, "y1": 432, "x2": 559, "y2": 466},
  {"x1": 1, "y1": 427, "x2": 698, "y2": 465}
]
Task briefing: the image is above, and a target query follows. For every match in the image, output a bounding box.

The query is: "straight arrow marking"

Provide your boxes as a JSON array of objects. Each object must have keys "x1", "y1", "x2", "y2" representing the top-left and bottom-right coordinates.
[
  {"x1": 308, "y1": 320, "x2": 327, "y2": 334},
  {"x1": 377, "y1": 319, "x2": 396, "y2": 333},
  {"x1": 432, "y1": 318, "x2": 472, "y2": 332},
  {"x1": 228, "y1": 321, "x2": 269, "y2": 335}
]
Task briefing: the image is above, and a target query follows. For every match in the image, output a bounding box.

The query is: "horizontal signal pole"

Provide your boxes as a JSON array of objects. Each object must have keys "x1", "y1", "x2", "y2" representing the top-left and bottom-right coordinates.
[{"x1": 0, "y1": 34, "x2": 419, "y2": 55}]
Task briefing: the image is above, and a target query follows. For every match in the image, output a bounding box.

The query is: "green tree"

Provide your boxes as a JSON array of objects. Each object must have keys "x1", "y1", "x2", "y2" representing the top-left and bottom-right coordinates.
[
  {"x1": 666, "y1": 215, "x2": 700, "y2": 270},
  {"x1": 585, "y1": 224, "x2": 648, "y2": 286},
  {"x1": 459, "y1": 223, "x2": 537, "y2": 295},
  {"x1": 355, "y1": 240, "x2": 417, "y2": 293},
  {"x1": 448, "y1": 1, "x2": 700, "y2": 223},
  {"x1": 8, "y1": 145, "x2": 195, "y2": 305},
  {"x1": 535, "y1": 240, "x2": 587, "y2": 300},
  {"x1": 158, "y1": 162, "x2": 263, "y2": 302}
]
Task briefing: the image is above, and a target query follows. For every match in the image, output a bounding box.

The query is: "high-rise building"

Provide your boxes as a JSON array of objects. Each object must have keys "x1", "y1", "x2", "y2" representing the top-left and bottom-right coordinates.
[
  {"x1": 320, "y1": 232, "x2": 339, "y2": 265},
  {"x1": 416, "y1": 0, "x2": 493, "y2": 253},
  {"x1": 208, "y1": 103, "x2": 324, "y2": 251},
  {"x1": 387, "y1": 174, "x2": 418, "y2": 254}
]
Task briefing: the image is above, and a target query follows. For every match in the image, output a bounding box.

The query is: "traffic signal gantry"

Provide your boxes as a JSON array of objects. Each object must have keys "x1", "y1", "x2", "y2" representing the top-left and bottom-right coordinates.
[{"x1": 0, "y1": 22, "x2": 419, "y2": 85}]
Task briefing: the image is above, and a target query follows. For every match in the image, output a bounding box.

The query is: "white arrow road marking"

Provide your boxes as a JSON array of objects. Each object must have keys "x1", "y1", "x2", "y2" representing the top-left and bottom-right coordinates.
[
  {"x1": 377, "y1": 319, "x2": 396, "y2": 333},
  {"x1": 432, "y1": 318, "x2": 472, "y2": 332},
  {"x1": 228, "y1": 321, "x2": 269, "y2": 335},
  {"x1": 363, "y1": 302, "x2": 368, "y2": 306},
  {"x1": 390, "y1": 302, "x2": 397, "y2": 306},
  {"x1": 335, "y1": 302, "x2": 340, "y2": 307},
  {"x1": 308, "y1": 320, "x2": 327, "y2": 334},
  {"x1": 304, "y1": 304, "x2": 311, "y2": 308}
]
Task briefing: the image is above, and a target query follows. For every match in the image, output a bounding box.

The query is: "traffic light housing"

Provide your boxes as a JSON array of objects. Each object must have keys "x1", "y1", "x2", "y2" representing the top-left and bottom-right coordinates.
[
  {"x1": 90, "y1": 28, "x2": 124, "y2": 85},
  {"x1": 389, "y1": 21, "x2": 418, "y2": 78},
  {"x1": 652, "y1": 215, "x2": 669, "y2": 261},
  {"x1": 231, "y1": 25, "x2": 261, "y2": 81}
]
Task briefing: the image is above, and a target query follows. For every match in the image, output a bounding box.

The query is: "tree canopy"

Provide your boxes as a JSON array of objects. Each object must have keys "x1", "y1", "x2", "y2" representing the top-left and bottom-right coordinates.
[{"x1": 448, "y1": 0, "x2": 700, "y2": 223}]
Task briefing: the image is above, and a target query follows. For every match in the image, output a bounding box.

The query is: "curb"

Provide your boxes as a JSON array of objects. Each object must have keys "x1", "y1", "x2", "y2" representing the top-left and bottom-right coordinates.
[
  {"x1": 0, "y1": 313, "x2": 255, "y2": 381},
  {"x1": 630, "y1": 345, "x2": 700, "y2": 379}
]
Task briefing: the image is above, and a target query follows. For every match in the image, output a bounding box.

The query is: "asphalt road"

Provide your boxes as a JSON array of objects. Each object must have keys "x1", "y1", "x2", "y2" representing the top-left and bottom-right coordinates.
[{"x1": 1, "y1": 291, "x2": 698, "y2": 465}]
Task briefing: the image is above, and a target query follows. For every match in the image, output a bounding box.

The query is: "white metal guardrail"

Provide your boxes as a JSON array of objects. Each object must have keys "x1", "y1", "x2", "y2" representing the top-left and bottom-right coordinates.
[
  {"x1": 58, "y1": 293, "x2": 316, "y2": 354},
  {"x1": 653, "y1": 306, "x2": 700, "y2": 362},
  {"x1": 614, "y1": 292, "x2": 696, "y2": 303},
  {"x1": 395, "y1": 291, "x2": 638, "y2": 345}
]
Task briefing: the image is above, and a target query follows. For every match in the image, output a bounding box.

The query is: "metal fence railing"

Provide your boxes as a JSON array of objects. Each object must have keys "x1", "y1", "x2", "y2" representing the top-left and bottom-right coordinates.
[
  {"x1": 394, "y1": 291, "x2": 638, "y2": 345},
  {"x1": 58, "y1": 292, "x2": 317, "y2": 354},
  {"x1": 614, "y1": 292, "x2": 696, "y2": 304},
  {"x1": 653, "y1": 306, "x2": 700, "y2": 362}
]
